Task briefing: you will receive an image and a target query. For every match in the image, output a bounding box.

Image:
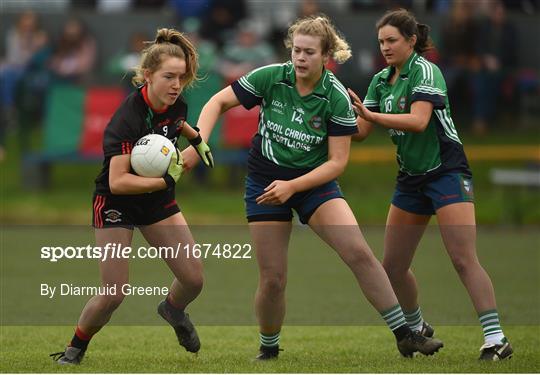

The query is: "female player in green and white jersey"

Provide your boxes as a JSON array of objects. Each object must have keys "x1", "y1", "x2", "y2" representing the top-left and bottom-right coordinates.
[
  {"x1": 348, "y1": 9, "x2": 512, "y2": 360},
  {"x1": 183, "y1": 14, "x2": 442, "y2": 360}
]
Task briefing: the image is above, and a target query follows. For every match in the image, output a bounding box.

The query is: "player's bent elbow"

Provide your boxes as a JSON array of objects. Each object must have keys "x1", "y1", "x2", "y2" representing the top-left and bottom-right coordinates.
[
  {"x1": 352, "y1": 118, "x2": 373, "y2": 141},
  {"x1": 411, "y1": 120, "x2": 429, "y2": 133},
  {"x1": 351, "y1": 132, "x2": 368, "y2": 142},
  {"x1": 109, "y1": 177, "x2": 126, "y2": 195},
  {"x1": 332, "y1": 161, "x2": 347, "y2": 176},
  {"x1": 109, "y1": 181, "x2": 121, "y2": 195}
]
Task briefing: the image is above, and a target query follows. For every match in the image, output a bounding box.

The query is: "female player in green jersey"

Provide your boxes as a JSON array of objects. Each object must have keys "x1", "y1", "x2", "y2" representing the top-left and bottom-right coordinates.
[
  {"x1": 183, "y1": 15, "x2": 442, "y2": 360},
  {"x1": 348, "y1": 9, "x2": 512, "y2": 360}
]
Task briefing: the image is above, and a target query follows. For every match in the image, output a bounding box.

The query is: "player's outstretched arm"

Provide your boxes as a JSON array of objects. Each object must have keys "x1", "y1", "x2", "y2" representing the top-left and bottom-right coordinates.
[
  {"x1": 182, "y1": 86, "x2": 241, "y2": 172},
  {"x1": 198, "y1": 86, "x2": 241, "y2": 141}
]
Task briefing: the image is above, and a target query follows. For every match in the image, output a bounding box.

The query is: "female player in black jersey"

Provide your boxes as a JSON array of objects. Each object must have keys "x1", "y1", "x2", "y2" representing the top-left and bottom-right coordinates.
[
  {"x1": 51, "y1": 28, "x2": 214, "y2": 365},
  {"x1": 183, "y1": 15, "x2": 442, "y2": 360},
  {"x1": 348, "y1": 9, "x2": 512, "y2": 360}
]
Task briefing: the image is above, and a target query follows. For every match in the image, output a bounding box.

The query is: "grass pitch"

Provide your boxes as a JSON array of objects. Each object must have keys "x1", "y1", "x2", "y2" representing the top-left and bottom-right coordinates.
[
  {"x1": 1, "y1": 325, "x2": 539, "y2": 373},
  {"x1": 1, "y1": 226, "x2": 539, "y2": 372}
]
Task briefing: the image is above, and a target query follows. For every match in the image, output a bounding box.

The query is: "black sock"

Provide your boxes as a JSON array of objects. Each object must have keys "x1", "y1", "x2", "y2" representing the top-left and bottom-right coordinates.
[
  {"x1": 166, "y1": 294, "x2": 184, "y2": 312},
  {"x1": 70, "y1": 327, "x2": 91, "y2": 351},
  {"x1": 393, "y1": 324, "x2": 411, "y2": 342}
]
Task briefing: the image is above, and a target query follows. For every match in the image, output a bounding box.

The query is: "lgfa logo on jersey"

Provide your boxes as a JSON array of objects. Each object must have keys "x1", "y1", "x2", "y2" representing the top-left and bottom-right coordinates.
[
  {"x1": 398, "y1": 96, "x2": 407, "y2": 111},
  {"x1": 271, "y1": 99, "x2": 285, "y2": 109},
  {"x1": 161, "y1": 146, "x2": 170, "y2": 156},
  {"x1": 271, "y1": 99, "x2": 285, "y2": 114}
]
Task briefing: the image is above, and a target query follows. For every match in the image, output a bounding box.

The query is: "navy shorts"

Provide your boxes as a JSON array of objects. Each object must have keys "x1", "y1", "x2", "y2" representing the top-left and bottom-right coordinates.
[
  {"x1": 392, "y1": 173, "x2": 474, "y2": 215},
  {"x1": 92, "y1": 190, "x2": 180, "y2": 229},
  {"x1": 244, "y1": 175, "x2": 345, "y2": 224}
]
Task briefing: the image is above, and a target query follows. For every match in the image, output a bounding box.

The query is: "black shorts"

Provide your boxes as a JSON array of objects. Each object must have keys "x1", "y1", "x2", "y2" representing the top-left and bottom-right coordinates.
[{"x1": 92, "y1": 190, "x2": 180, "y2": 229}]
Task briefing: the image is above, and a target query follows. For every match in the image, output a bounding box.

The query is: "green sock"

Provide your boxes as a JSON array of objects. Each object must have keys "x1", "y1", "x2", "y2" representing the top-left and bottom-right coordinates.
[
  {"x1": 479, "y1": 309, "x2": 505, "y2": 345},
  {"x1": 260, "y1": 331, "x2": 280, "y2": 348},
  {"x1": 381, "y1": 304, "x2": 409, "y2": 340},
  {"x1": 404, "y1": 306, "x2": 424, "y2": 332}
]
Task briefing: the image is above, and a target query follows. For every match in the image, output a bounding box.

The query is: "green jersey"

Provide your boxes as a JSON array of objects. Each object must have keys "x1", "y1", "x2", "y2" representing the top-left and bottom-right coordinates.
[
  {"x1": 364, "y1": 52, "x2": 471, "y2": 191},
  {"x1": 232, "y1": 61, "x2": 357, "y2": 181}
]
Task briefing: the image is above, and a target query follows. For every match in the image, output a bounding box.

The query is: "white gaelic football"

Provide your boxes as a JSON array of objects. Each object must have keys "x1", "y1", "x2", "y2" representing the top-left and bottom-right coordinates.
[{"x1": 130, "y1": 134, "x2": 174, "y2": 177}]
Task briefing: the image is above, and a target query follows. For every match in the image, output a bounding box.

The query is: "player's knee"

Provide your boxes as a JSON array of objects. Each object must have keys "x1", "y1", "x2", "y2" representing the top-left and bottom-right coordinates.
[
  {"x1": 260, "y1": 274, "x2": 287, "y2": 295},
  {"x1": 382, "y1": 260, "x2": 395, "y2": 277},
  {"x1": 450, "y1": 255, "x2": 474, "y2": 276},
  {"x1": 382, "y1": 259, "x2": 407, "y2": 279},
  {"x1": 184, "y1": 273, "x2": 204, "y2": 295},
  {"x1": 99, "y1": 293, "x2": 125, "y2": 311},
  {"x1": 343, "y1": 242, "x2": 376, "y2": 269}
]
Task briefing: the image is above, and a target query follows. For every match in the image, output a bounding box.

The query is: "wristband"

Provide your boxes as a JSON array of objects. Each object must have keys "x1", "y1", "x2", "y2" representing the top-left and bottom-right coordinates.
[
  {"x1": 189, "y1": 133, "x2": 203, "y2": 146},
  {"x1": 163, "y1": 174, "x2": 176, "y2": 189}
]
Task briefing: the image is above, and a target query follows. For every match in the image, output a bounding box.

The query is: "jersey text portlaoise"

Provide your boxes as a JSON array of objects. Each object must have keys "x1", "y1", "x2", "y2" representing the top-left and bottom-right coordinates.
[{"x1": 232, "y1": 61, "x2": 357, "y2": 177}]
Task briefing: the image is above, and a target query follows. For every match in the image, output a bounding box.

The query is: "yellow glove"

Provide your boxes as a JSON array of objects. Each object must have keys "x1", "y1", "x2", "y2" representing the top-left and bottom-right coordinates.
[
  {"x1": 163, "y1": 148, "x2": 183, "y2": 188},
  {"x1": 189, "y1": 133, "x2": 214, "y2": 168}
]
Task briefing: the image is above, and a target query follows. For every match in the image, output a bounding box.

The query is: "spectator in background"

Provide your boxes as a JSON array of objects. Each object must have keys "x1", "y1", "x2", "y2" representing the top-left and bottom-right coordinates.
[
  {"x1": 168, "y1": 0, "x2": 211, "y2": 20},
  {"x1": 71, "y1": 0, "x2": 166, "y2": 9},
  {"x1": 247, "y1": 0, "x2": 322, "y2": 62},
  {"x1": 199, "y1": 0, "x2": 247, "y2": 48},
  {"x1": 13, "y1": 29, "x2": 52, "y2": 148},
  {"x1": 0, "y1": 11, "x2": 43, "y2": 106},
  {"x1": 71, "y1": 0, "x2": 131, "y2": 11},
  {"x1": 350, "y1": 0, "x2": 413, "y2": 11},
  {"x1": 105, "y1": 31, "x2": 149, "y2": 92},
  {"x1": 219, "y1": 20, "x2": 277, "y2": 84},
  {"x1": 132, "y1": 0, "x2": 167, "y2": 8},
  {"x1": 0, "y1": 11, "x2": 47, "y2": 161},
  {"x1": 182, "y1": 18, "x2": 219, "y2": 75},
  {"x1": 429, "y1": 0, "x2": 452, "y2": 14},
  {"x1": 49, "y1": 18, "x2": 97, "y2": 83},
  {"x1": 97, "y1": 0, "x2": 132, "y2": 12},
  {"x1": 298, "y1": 0, "x2": 321, "y2": 17},
  {"x1": 471, "y1": 0, "x2": 518, "y2": 135},
  {"x1": 181, "y1": 17, "x2": 221, "y2": 184},
  {"x1": 217, "y1": 19, "x2": 277, "y2": 186},
  {"x1": 439, "y1": 0, "x2": 481, "y2": 128}
]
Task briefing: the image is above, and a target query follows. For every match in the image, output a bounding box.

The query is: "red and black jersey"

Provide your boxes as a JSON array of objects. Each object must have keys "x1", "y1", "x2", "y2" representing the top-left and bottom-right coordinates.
[{"x1": 94, "y1": 85, "x2": 187, "y2": 195}]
